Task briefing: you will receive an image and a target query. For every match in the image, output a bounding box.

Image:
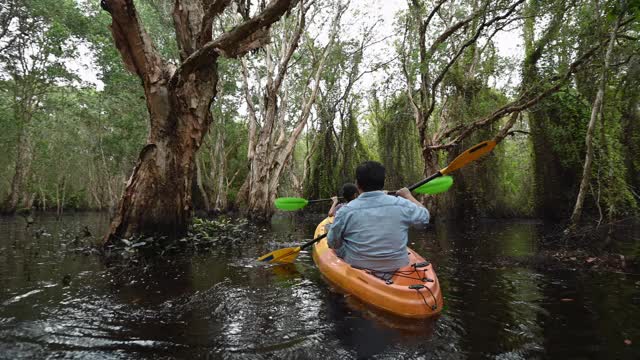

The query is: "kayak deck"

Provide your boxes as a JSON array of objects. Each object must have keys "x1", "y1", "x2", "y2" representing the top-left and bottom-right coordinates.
[{"x1": 312, "y1": 217, "x2": 443, "y2": 319}]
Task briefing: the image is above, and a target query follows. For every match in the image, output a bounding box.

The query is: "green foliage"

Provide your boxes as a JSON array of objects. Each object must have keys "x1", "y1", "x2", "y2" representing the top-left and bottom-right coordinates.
[
  {"x1": 304, "y1": 106, "x2": 371, "y2": 199},
  {"x1": 547, "y1": 91, "x2": 591, "y2": 169},
  {"x1": 370, "y1": 93, "x2": 423, "y2": 190},
  {"x1": 302, "y1": 29, "x2": 373, "y2": 199},
  {"x1": 0, "y1": 0, "x2": 637, "y2": 226},
  {"x1": 530, "y1": 90, "x2": 591, "y2": 219},
  {"x1": 592, "y1": 81, "x2": 639, "y2": 218},
  {"x1": 305, "y1": 120, "x2": 340, "y2": 198},
  {"x1": 494, "y1": 132, "x2": 535, "y2": 217},
  {"x1": 341, "y1": 108, "x2": 372, "y2": 180},
  {"x1": 619, "y1": 59, "x2": 640, "y2": 196},
  {"x1": 438, "y1": 69, "x2": 511, "y2": 218},
  {"x1": 109, "y1": 217, "x2": 254, "y2": 258},
  {"x1": 0, "y1": 84, "x2": 18, "y2": 189}
]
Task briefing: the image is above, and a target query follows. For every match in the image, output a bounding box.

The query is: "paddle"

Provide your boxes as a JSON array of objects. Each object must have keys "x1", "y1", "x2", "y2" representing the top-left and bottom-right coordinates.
[
  {"x1": 274, "y1": 176, "x2": 453, "y2": 211},
  {"x1": 260, "y1": 177, "x2": 454, "y2": 263},
  {"x1": 274, "y1": 197, "x2": 341, "y2": 212},
  {"x1": 258, "y1": 139, "x2": 496, "y2": 264}
]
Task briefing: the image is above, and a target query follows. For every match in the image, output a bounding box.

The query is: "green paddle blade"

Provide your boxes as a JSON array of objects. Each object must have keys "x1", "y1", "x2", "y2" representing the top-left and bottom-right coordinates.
[
  {"x1": 274, "y1": 197, "x2": 309, "y2": 211},
  {"x1": 414, "y1": 176, "x2": 453, "y2": 195}
]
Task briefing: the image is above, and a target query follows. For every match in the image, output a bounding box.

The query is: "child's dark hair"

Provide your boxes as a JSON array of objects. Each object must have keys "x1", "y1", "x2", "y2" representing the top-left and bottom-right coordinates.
[{"x1": 341, "y1": 183, "x2": 358, "y2": 201}]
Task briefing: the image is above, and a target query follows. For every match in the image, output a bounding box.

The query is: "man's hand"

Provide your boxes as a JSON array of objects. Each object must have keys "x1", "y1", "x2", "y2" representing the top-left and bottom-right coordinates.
[
  {"x1": 331, "y1": 196, "x2": 339, "y2": 205},
  {"x1": 396, "y1": 187, "x2": 426, "y2": 208},
  {"x1": 396, "y1": 187, "x2": 411, "y2": 199}
]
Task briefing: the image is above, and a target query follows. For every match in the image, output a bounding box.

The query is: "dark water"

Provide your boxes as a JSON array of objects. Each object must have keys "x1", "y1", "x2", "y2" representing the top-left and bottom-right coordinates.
[{"x1": 1, "y1": 213, "x2": 639, "y2": 359}]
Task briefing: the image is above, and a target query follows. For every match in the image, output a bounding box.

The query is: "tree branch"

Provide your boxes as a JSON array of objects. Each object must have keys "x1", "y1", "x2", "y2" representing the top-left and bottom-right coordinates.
[
  {"x1": 424, "y1": 0, "x2": 526, "y2": 122},
  {"x1": 101, "y1": 0, "x2": 168, "y2": 83},
  {"x1": 173, "y1": 0, "x2": 206, "y2": 60},
  {"x1": 273, "y1": 0, "x2": 306, "y2": 92},
  {"x1": 241, "y1": 58, "x2": 259, "y2": 160},
  {"x1": 493, "y1": 111, "x2": 520, "y2": 144},
  {"x1": 431, "y1": 41, "x2": 604, "y2": 150},
  {"x1": 199, "y1": 0, "x2": 233, "y2": 46},
  {"x1": 275, "y1": 3, "x2": 341, "y2": 164},
  {"x1": 424, "y1": 6, "x2": 486, "y2": 60},
  {"x1": 180, "y1": 0, "x2": 298, "y2": 73},
  {"x1": 400, "y1": 17, "x2": 422, "y2": 130}
]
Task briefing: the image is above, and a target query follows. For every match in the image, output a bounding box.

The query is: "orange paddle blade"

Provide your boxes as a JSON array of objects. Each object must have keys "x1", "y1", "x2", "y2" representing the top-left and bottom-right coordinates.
[{"x1": 441, "y1": 140, "x2": 496, "y2": 175}]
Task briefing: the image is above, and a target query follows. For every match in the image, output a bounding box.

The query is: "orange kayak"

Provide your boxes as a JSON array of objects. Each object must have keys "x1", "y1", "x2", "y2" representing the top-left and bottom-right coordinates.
[{"x1": 312, "y1": 217, "x2": 443, "y2": 319}]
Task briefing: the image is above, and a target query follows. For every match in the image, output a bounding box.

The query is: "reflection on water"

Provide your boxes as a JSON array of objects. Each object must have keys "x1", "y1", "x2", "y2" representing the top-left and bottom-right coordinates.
[{"x1": 0, "y1": 213, "x2": 639, "y2": 359}]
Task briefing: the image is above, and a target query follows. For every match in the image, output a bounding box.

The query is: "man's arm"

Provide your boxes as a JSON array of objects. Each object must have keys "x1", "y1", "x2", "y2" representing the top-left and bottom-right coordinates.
[
  {"x1": 396, "y1": 187, "x2": 430, "y2": 226},
  {"x1": 328, "y1": 196, "x2": 339, "y2": 217},
  {"x1": 396, "y1": 187, "x2": 425, "y2": 208},
  {"x1": 327, "y1": 211, "x2": 347, "y2": 249}
]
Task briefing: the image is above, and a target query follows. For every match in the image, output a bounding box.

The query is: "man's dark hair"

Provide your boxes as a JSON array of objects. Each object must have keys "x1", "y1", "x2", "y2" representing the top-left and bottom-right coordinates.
[
  {"x1": 341, "y1": 183, "x2": 358, "y2": 201},
  {"x1": 356, "y1": 161, "x2": 385, "y2": 192}
]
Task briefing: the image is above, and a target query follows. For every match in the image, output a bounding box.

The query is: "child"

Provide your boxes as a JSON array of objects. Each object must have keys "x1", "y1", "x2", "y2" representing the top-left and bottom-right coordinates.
[{"x1": 328, "y1": 183, "x2": 358, "y2": 217}]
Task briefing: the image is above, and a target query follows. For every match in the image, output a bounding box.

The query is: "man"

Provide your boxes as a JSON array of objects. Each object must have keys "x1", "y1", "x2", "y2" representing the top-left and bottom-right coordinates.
[{"x1": 327, "y1": 161, "x2": 430, "y2": 272}]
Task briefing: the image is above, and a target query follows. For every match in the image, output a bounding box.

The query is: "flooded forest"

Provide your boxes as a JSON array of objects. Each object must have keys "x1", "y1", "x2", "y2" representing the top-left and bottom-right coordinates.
[{"x1": 1, "y1": 0, "x2": 639, "y2": 358}]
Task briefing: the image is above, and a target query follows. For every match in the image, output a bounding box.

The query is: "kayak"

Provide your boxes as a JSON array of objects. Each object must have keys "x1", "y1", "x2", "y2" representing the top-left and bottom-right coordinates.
[{"x1": 312, "y1": 217, "x2": 443, "y2": 319}]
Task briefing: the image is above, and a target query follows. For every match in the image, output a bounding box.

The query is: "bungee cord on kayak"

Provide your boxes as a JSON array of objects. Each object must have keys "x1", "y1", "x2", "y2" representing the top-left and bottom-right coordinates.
[{"x1": 357, "y1": 262, "x2": 439, "y2": 312}]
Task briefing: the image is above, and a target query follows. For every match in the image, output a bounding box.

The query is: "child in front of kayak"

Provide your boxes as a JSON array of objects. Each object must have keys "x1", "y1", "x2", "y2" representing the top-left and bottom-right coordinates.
[
  {"x1": 328, "y1": 183, "x2": 358, "y2": 217},
  {"x1": 327, "y1": 161, "x2": 429, "y2": 272}
]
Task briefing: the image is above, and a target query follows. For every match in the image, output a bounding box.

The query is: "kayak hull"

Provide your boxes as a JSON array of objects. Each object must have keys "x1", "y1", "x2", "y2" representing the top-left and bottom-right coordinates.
[{"x1": 312, "y1": 217, "x2": 443, "y2": 319}]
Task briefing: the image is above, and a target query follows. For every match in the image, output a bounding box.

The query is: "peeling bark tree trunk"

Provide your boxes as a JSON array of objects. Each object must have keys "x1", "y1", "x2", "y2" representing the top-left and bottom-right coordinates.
[
  {"x1": 211, "y1": 128, "x2": 228, "y2": 211},
  {"x1": 241, "y1": 4, "x2": 341, "y2": 220},
  {"x1": 39, "y1": 184, "x2": 46, "y2": 211},
  {"x1": 2, "y1": 126, "x2": 32, "y2": 214},
  {"x1": 105, "y1": 60, "x2": 218, "y2": 240},
  {"x1": 56, "y1": 175, "x2": 66, "y2": 219},
  {"x1": 196, "y1": 157, "x2": 210, "y2": 213},
  {"x1": 102, "y1": 0, "x2": 297, "y2": 244},
  {"x1": 569, "y1": 13, "x2": 622, "y2": 227}
]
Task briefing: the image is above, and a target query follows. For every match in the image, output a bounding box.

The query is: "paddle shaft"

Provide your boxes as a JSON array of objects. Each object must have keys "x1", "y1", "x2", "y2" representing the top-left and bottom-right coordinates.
[
  {"x1": 308, "y1": 197, "x2": 343, "y2": 204},
  {"x1": 387, "y1": 171, "x2": 443, "y2": 196},
  {"x1": 300, "y1": 233, "x2": 328, "y2": 251}
]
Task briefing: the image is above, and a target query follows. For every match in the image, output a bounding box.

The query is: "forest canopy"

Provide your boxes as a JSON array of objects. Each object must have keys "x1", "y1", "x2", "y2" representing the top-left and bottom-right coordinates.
[{"x1": 0, "y1": 0, "x2": 638, "y2": 238}]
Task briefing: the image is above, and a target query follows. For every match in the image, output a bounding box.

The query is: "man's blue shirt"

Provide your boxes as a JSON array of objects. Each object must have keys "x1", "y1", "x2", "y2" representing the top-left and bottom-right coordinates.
[{"x1": 327, "y1": 191, "x2": 429, "y2": 272}]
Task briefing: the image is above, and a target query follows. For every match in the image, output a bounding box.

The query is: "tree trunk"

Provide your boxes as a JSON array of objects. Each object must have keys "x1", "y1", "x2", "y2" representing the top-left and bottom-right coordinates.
[
  {"x1": 101, "y1": 0, "x2": 296, "y2": 243},
  {"x1": 245, "y1": 147, "x2": 274, "y2": 220},
  {"x1": 213, "y1": 136, "x2": 228, "y2": 211},
  {"x1": 241, "y1": 4, "x2": 338, "y2": 219},
  {"x1": 208, "y1": 127, "x2": 228, "y2": 212},
  {"x1": 39, "y1": 185, "x2": 46, "y2": 211},
  {"x1": 22, "y1": 192, "x2": 35, "y2": 211},
  {"x1": 106, "y1": 75, "x2": 217, "y2": 241},
  {"x1": 523, "y1": 1, "x2": 573, "y2": 220},
  {"x1": 56, "y1": 175, "x2": 66, "y2": 219},
  {"x1": 98, "y1": 120, "x2": 116, "y2": 209},
  {"x1": 421, "y1": 145, "x2": 440, "y2": 215},
  {"x1": 569, "y1": 13, "x2": 621, "y2": 227},
  {"x1": 2, "y1": 127, "x2": 32, "y2": 214},
  {"x1": 196, "y1": 156, "x2": 211, "y2": 213}
]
